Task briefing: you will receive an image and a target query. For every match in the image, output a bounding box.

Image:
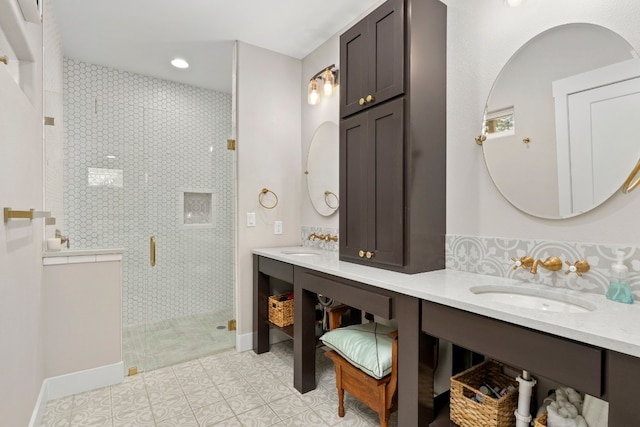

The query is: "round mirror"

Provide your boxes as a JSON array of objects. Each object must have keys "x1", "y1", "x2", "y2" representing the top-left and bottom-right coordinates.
[
  {"x1": 481, "y1": 23, "x2": 640, "y2": 219},
  {"x1": 306, "y1": 121, "x2": 339, "y2": 216}
]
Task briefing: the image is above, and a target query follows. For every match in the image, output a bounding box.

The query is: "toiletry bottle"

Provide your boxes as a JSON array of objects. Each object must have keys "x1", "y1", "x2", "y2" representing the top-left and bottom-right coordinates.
[{"x1": 605, "y1": 251, "x2": 634, "y2": 304}]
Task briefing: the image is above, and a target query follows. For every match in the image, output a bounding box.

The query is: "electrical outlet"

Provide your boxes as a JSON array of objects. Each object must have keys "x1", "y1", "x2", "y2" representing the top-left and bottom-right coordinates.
[
  {"x1": 247, "y1": 212, "x2": 256, "y2": 227},
  {"x1": 274, "y1": 221, "x2": 283, "y2": 235}
]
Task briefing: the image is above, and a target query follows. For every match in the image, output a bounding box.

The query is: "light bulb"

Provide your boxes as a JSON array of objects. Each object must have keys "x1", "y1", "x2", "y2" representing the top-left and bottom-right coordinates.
[
  {"x1": 322, "y1": 68, "x2": 335, "y2": 96},
  {"x1": 504, "y1": 0, "x2": 525, "y2": 6},
  {"x1": 308, "y1": 79, "x2": 320, "y2": 105},
  {"x1": 171, "y1": 58, "x2": 189, "y2": 69}
]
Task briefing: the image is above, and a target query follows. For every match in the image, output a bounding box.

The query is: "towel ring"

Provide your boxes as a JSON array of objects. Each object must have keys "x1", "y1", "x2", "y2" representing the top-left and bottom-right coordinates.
[
  {"x1": 258, "y1": 188, "x2": 278, "y2": 209},
  {"x1": 324, "y1": 190, "x2": 339, "y2": 210},
  {"x1": 622, "y1": 160, "x2": 640, "y2": 194}
]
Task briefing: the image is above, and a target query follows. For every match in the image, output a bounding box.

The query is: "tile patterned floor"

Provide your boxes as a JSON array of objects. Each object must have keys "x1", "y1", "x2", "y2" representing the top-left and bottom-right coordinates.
[
  {"x1": 123, "y1": 309, "x2": 236, "y2": 374},
  {"x1": 41, "y1": 341, "x2": 398, "y2": 427}
]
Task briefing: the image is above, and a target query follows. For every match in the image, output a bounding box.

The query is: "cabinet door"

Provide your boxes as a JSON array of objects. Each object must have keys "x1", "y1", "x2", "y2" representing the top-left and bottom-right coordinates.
[
  {"x1": 340, "y1": 18, "x2": 369, "y2": 118},
  {"x1": 367, "y1": 0, "x2": 404, "y2": 107},
  {"x1": 367, "y1": 98, "x2": 404, "y2": 267},
  {"x1": 339, "y1": 112, "x2": 369, "y2": 262},
  {"x1": 340, "y1": 99, "x2": 404, "y2": 267},
  {"x1": 339, "y1": 0, "x2": 404, "y2": 119}
]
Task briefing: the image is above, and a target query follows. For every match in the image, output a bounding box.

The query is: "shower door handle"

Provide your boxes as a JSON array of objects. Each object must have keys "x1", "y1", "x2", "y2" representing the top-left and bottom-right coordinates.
[{"x1": 150, "y1": 236, "x2": 156, "y2": 267}]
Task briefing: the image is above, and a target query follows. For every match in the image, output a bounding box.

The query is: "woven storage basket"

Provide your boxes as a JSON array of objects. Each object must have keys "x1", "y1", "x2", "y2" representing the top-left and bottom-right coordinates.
[
  {"x1": 450, "y1": 359, "x2": 519, "y2": 427},
  {"x1": 268, "y1": 294, "x2": 294, "y2": 327},
  {"x1": 534, "y1": 412, "x2": 547, "y2": 427}
]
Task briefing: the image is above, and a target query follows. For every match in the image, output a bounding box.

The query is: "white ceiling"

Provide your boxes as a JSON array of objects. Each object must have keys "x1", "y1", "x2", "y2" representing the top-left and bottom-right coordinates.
[{"x1": 52, "y1": 0, "x2": 384, "y2": 93}]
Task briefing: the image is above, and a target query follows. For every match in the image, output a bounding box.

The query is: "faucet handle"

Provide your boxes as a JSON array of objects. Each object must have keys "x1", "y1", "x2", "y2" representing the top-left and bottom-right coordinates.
[
  {"x1": 511, "y1": 256, "x2": 534, "y2": 271},
  {"x1": 565, "y1": 260, "x2": 590, "y2": 277},
  {"x1": 54, "y1": 229, "x2": 70, "y2": 249}
]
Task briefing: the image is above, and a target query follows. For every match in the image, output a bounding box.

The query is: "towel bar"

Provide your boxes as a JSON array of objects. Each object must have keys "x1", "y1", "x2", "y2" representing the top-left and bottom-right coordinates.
[{"x1": 4, "y1": 207, "x2": 52, "y2": 223}]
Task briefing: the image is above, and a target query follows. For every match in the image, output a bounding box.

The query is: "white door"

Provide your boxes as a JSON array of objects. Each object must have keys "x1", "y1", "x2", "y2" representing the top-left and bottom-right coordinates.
[
  {"x1": 566, "y1": 77, "x2": 640, "y2": 213},
  {"x1": 554, "y1": 59, "x2": 640, "y2": 216}
]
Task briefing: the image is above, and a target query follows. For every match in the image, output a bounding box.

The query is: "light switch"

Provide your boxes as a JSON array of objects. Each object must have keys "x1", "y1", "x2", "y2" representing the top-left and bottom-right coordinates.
[
  {"x1": 274, "y1": 221, "x2": 283, "y2": 235},
  {"x1": 247, "y1": 212, "x2": 256, "y2": 227}
]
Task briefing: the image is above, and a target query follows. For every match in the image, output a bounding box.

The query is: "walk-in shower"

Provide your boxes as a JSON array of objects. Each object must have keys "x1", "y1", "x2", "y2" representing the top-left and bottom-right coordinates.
[{"x1": 61, "y1": 58, "x2": 235, "y2": 373}]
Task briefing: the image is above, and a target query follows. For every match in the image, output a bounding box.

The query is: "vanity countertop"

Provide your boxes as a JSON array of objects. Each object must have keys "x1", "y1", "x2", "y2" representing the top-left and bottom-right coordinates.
[{"x1": 253, "y1": 246, "x2": 640, "y2": 358}]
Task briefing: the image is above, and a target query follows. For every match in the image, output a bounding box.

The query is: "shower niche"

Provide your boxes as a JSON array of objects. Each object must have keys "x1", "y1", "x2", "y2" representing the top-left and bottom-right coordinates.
[{"x1": 180, "y1": 189, "x2": 215, "y2": 228}]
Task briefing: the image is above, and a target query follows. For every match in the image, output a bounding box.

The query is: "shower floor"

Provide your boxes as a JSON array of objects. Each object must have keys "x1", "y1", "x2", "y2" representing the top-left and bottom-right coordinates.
[{"x1": 122, "y1": 308, "x2": 235, "y2": 374}]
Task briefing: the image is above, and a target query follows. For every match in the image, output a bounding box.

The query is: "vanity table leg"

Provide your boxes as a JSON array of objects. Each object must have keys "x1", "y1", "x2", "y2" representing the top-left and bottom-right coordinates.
[
  {"x1": 396, "y1": 295, "x2": 435, "y2": 426},
  {"x1": 253, "y1": 255, "x2": 270, "y2": 354},
  {"x1": 607, "y1": 350, "x2": 640, "y2": 425},
  {"x1": 293, "y1": 283, "x2": 317, "y2": 393}
]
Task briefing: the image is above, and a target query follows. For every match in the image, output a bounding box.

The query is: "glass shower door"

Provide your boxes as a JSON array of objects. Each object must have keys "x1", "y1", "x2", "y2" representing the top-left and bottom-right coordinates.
[
  {"x1": 87, "y1": 98, "x2": 235, "y2": 375},
  {"x1": 67, "y1": 88, "x2": 234, "y2": 376},
  {"x1": 139, "y1": 105, "x2": 235, "y2": 372}
]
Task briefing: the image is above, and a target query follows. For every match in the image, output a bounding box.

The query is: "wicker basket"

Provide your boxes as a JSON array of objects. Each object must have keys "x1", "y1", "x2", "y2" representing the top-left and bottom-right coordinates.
[
  {"x1": 450, "y1": 360, "x2": 520, "y2": 427},
  {"x1": 534, "y1": 412, "x2": 547, "y2": 427},
  {"x1": 268, "y1": 294, "x2": 294, "y2": 327}
]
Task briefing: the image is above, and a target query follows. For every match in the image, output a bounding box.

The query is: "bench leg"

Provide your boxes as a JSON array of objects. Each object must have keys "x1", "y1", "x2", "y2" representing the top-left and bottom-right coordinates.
[
  {"x1": 377, "y1": 387, "x2": 390, "y2": 427},
  {"x1": 335, "y1": 365, "x2": 345, "y2": 417}
]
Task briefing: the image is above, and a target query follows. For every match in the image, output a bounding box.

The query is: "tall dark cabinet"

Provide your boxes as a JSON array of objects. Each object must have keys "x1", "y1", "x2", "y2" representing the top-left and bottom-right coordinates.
[{"x1": 339, "y1": 0, "x2": 446, "y2": 274}]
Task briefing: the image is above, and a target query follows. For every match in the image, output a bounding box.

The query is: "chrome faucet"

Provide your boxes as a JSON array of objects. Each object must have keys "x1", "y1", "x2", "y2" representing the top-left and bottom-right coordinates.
[
  {"x1": 55, "y1": 229, "x2": 70, "y2": 249},
  {"x1": 530, "y1": 256, "x2": 562, "y2": 274}
]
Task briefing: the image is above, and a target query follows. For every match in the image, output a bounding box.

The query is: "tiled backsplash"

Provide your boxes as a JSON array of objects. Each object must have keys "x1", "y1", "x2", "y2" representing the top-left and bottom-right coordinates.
[
  {"x1": 301, "y1": 226, "x2": 339, "y2": 251},
  {"x1": 299, "y1": 229, "x2": 638, "y2": 300},
  {"x1": 446, "y1": 234, "x2": 639, "y2": 300}
]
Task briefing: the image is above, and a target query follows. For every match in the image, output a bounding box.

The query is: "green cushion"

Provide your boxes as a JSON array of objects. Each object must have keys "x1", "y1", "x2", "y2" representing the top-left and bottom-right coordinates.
[{"x1": 320, "y1": 322, "x2": 395, "y2": 380}]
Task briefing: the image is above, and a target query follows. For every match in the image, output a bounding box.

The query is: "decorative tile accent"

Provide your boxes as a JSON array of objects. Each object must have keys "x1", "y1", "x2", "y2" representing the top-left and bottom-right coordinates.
[
  {"x1": 236, "y1": 404, "x2": 281, "y2": 427},
  {"x1": 63, "y1": 58, "x2": 234, "y2": 326},
  {"x1": 41, "y1": 342, "x2": 393, "y2": 427},
  {"x1": 183, "y1": 192, "x2": 212, "y2": 225},
  {"x1": 301, "y1": 225, "x2": 339, "y2": 251},
  {"x1": 447, "y1": 234, "x2": 639, "y2": 300}
]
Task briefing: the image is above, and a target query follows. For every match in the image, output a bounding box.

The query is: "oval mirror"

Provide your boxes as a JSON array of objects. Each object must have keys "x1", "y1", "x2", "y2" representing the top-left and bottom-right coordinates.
[
  {"x1": 481, "y1": 23, "x2": 640, "y2": 219},
  {"x1": 306, "y1": 121, "x2": 339, "y2": 216}
]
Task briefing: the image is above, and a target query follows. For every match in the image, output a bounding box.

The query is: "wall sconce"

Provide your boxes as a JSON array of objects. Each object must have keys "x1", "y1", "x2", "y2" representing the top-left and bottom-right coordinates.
[{"x1": 307, "y1": 64, "x2": 339, "y2": 105}]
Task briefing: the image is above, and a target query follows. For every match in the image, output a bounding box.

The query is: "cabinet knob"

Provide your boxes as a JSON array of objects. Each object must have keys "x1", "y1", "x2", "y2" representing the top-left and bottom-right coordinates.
[
  {"x1": 358, "y1": 250, "x2": 365, "y2": 258},
  {"x1": 366, "y1": 95, "x2": 374, "y2": 103},
  {"x1": 359, "y1": 98, "x2": 366, "y2": 106},
  {"x1": 365, "y1": 251, "x2": 374, "y2": 259}
]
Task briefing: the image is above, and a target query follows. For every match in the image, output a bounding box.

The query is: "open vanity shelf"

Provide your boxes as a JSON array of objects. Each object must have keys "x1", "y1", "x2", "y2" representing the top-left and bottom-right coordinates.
[{"x1": 253, "y1": 247, "x2": 640, "y2": 426}]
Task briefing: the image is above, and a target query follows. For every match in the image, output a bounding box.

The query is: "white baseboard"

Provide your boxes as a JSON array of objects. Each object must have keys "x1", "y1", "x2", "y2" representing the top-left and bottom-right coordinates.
[
  {"x1": 236, "y1": 330, "x2": 291, "y2": 353},
  {"x1": 46, "y1": 361, "x2": 124, "y2": 400},
  {"x1": 236, "y1": 331, "x2": 253, "y2": 352},
  {"x1": 28, "y1": 376, "x2": 49, "y2": 427},
  {"x1": 29, "y1": 362, "x2": 124, "y2": 427}
]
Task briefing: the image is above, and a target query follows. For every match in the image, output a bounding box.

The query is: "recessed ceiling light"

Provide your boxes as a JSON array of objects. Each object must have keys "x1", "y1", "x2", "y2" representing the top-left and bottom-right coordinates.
[
  {"x1": 171, "y1": 58, "x2": 189, "y2": 69},
  {"x1": 106, "y1": 155, "x2": 117, "y2": 159}
]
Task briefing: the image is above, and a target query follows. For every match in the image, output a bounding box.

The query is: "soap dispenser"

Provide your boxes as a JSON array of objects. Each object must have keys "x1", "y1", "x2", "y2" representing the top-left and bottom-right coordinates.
[{"x1": 606, "y1": 251, "x2": 634, "y2": 304}]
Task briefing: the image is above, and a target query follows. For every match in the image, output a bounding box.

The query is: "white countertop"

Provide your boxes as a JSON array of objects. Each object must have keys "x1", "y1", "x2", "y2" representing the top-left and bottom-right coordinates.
[
  {"x1": 253, "y1": 246, "x2": 640, "y2": 358},
  {"x1": 42, "y1": 248, "x2": 125, "y2": 265},
  {"x1": 42, "y1": 248, "x2": 125, "y2": 258}
]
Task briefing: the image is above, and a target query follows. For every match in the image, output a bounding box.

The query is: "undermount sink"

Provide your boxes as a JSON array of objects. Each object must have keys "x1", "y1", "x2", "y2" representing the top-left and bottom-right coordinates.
[
  {"x1": 469, "y1": 285, "x2": 597, "y2": 313},
  {"x1": 281, "y1": 249, "x2": 324, "y2": 256}
]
